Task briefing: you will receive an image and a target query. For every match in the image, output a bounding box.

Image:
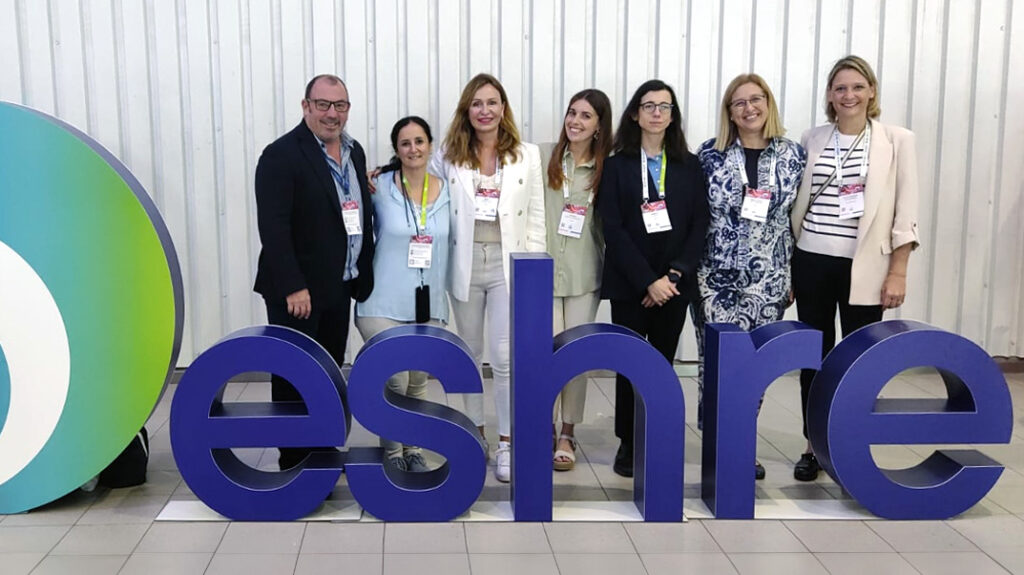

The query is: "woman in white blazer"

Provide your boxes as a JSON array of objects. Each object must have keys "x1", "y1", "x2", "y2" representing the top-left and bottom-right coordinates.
[
  {"x1": 790, "y1": 55, "x2": 920, "y2": 482},
  {"x1": 429, "y1": 73, "x2": 546, "y2": 483}
]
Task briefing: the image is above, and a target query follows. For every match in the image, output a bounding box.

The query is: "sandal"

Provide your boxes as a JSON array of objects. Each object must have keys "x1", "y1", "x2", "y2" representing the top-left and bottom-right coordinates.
[{"x1": 553, "y1": 434, "x2": 577, "y2": 471}]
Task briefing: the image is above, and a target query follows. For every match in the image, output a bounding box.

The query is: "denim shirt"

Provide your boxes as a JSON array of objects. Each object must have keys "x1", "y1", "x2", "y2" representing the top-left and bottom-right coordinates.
[
  {"x1": 315, "y1": 131, "x2": 363, "y2": 281},
  {"x1": 696, "y1": 137, "x2": 806, "y2": 271}
]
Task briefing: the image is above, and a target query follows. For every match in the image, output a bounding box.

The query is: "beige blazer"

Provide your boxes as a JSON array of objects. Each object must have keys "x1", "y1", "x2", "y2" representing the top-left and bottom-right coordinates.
[
  {"x1": 791, "y1": 119, "x2": 920, "y2": 305},
  {"x1": 430, "y1": 143, "x2": 547, "y2": 302}
]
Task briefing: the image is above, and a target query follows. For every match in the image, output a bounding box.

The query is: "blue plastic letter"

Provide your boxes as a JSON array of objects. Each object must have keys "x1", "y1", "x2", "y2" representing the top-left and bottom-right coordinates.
[
  {"x1": 807, "y1": 320, "x2": 1014, "y2": 519},
  {"x1": 701, "y1": 322, "x2": 821, "y2": 518},
  {"x1": 170, "y1": 326, "x2": 347, "y2": 520},
  {"x1": 346, "y1": 325, "x2": 487, "y2": 521},
  {"x1": 510, "y1": 254, "x2": 685, "y2": 521}
]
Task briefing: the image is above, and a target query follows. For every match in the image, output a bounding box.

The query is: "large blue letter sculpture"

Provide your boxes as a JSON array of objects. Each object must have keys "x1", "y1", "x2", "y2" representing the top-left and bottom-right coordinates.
[
  {"x1": 510, "y1": 254, "x2": 684, "y2": 521},
  {"x1": 807, "y1": 321, "x2": 1013, "y2": 519},
  {"x1": 702, "y1": 322, "x2": 821, "y2": 518},
  {"x1": 346, "y1": 325, "x2": 487, "y2": 521},
  {"x1": 171, "y1": 326, "x2": 349, "y2": 520}
]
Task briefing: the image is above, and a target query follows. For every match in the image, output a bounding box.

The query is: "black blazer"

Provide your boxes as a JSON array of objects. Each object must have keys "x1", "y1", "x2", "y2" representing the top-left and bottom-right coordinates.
[
  {"x1": 597, "y1": 150, "x2": 709, "y2": 301},
  {"x1": 254, "y1": 121, "x2": 375, "y2": 307}
]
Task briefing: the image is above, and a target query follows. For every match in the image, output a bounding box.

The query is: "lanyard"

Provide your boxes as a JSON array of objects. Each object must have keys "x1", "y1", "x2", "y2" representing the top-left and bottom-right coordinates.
[
  {"x1": 474, "y1": 156, "x2": 503, "y2": 189},
  {"x1": 731, "y1": 140, "x2": 777, "y2": 190},
  {"x1": 640, "y1": 148, "x2": 667, "y2": 202},
  {"x1": 562, "y1": 154, "x2": 595, "y2": 205},
  {"x1": 832, "y1": 123, "x2": 870, "y2": 188},
  {"x1": 323, "y1": 150, "x2": 352, "y2": 198},
  {"x1": 402, "y1": 172, "x2": 430, "y2": 230}
]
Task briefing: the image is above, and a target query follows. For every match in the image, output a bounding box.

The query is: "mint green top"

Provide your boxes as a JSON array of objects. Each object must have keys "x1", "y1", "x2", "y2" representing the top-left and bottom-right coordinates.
[{"x1": 541, "y1": 143, "x2": 605, "y2": 297}]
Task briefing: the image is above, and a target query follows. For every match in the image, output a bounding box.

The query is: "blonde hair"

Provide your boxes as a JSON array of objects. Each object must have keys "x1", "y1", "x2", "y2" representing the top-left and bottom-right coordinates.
[
  {"x1": 442, "y1": 73, "x2": 522, "y2": 168},
  {"x1": 825, "y1": 55, "x2": 881, "y2": 123},
  {"x1": 714, "y1": 73, "x2": 785, "y2": 152}
]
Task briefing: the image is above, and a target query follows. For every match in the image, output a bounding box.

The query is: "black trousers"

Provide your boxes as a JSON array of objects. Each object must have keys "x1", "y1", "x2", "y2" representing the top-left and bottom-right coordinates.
[
  {"x1": 610, "y1": 296, "x2": 689, "y2": 445},
  {"x1": 265, "y1": 285, "x2": 352, "y2": 469},
  {"x1": 791, "y1": 248, "x2": 882, "y2": 439}
]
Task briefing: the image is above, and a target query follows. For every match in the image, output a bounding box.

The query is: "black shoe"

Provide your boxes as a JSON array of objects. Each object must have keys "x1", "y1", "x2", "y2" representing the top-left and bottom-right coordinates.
[
  {"x1": 794, "y1": 453, "x2": 820, "y2": 482},
  {"x1": 755, "y1": 461, "x2": 766, "y2": 480},
  {"x1": 613, "y1": 442, "x2": 633, "y2": 478}
]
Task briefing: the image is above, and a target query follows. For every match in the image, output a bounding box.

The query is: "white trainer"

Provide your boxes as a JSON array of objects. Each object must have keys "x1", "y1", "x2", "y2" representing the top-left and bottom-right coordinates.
[{"x1": 494, "y1": 441, "x2": 511, "y2": 483}]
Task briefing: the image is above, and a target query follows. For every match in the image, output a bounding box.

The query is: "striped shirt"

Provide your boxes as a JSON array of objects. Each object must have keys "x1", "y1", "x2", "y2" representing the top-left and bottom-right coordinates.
[{"x1": 797, "y1": 131, "x2": 866, "y2": 259}]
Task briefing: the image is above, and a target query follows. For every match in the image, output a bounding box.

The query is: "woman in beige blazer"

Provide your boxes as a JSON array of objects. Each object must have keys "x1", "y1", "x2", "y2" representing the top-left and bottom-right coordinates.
[
  {"x1": 790, "y1": 56, "x2": 920, "y2": 482},
  {"x1": 429, "y1": 73, "x2": 546, "y2": 483}
]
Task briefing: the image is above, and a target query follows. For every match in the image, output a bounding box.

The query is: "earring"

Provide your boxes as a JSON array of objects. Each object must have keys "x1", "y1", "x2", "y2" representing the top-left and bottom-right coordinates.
[{"x1": 593, "y1": 131, "x2": 599, "y2": 139}]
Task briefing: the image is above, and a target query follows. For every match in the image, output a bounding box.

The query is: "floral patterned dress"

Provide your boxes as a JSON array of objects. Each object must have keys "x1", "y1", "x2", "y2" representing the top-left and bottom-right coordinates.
[{"x1": 692, "y1": 137, "x2": 806, "y2": 417}]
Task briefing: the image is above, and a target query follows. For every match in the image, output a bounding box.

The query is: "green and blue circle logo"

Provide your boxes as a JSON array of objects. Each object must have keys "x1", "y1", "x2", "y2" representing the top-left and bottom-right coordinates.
[{"x1": 0, "y1": 102, "x2": 182, "y2": 513}]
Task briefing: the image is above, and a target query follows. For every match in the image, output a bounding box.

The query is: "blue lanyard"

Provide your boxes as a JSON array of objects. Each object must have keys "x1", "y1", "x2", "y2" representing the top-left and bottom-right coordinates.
[{"x1": 323, "y1": 151, "x2": 352, "y2": 199}]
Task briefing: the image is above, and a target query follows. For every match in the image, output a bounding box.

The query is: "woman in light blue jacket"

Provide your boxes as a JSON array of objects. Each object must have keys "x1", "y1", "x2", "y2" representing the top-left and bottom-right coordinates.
[{"x1": 356, "y1": 116, "x2": 450, "y2": 473}]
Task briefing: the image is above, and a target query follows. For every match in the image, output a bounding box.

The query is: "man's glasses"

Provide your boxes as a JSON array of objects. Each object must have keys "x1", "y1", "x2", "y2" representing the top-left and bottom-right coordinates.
[{"x1": 308, "y1": 98, "x2": 351, "y2": 112}]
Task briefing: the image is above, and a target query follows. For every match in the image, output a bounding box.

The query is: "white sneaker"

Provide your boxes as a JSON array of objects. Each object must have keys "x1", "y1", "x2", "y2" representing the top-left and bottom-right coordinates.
[{"x1": 494, "y1": 441, "x2": 511, "y2": 483}]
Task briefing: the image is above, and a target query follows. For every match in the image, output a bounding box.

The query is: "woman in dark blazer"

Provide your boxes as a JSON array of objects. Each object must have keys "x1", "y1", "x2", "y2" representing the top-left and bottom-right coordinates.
[{"x1": 598, "y1": 79, "x2": 710, "y2": 477}]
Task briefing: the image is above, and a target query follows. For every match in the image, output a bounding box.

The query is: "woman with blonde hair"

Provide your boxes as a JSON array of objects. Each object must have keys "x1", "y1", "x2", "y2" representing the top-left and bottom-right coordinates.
[
  {"x1": 429, "y1": 73, "x2": 546, "y2": 483},
  {"x1": 692, "y1": 73, "x2": 806, "y2": 480},
  {"x1": 791, "y1": 56, "x2": 919, "y2": 481}
]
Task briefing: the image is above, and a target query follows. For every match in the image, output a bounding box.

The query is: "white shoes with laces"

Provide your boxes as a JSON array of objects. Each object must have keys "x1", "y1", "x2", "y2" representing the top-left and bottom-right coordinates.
[{"x1": 494, "y1": 441, "x2": 511, "y2": 483}]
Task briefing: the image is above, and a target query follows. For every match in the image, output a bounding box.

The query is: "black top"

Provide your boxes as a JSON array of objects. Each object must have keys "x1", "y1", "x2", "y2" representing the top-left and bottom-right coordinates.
[
  {"x1": 743, "y1": 147, "x2": 764, "y2": 189},
  {"x1": 596, "y1": 151, "x2": 710, "y2": 301}
]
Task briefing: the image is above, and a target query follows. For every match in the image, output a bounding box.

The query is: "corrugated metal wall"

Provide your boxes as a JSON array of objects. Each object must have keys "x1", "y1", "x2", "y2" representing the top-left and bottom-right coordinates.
[{"x1": 1, "y1": 0, "x2": 1021, "y2": 364}]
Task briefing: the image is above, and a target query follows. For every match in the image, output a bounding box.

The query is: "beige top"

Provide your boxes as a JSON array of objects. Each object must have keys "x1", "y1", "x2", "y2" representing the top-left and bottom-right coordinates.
[
  {"x1": 472, "y1": 172, "x2": 502, "y2": 243},
  {"x1": 541, "y1": 143, "x2": 605, "y2": 297}
]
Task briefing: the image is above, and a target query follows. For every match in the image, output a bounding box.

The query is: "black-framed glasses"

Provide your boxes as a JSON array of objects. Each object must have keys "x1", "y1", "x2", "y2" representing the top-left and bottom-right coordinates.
[
  {"x1": 308, "y1": 98, "x2": 351, "y2": 112},
  {"x1": 639, "y1": 102, "x2": 674, "y2": 114},
  {"x1": 730, "y1": 94, "x2": 766, "y2": 111}
]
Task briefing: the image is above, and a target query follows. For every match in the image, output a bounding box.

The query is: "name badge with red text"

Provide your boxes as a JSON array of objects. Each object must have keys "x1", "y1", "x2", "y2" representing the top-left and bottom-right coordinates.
[
  {"x1": 408, "y1": 235, "x2": 433, "y2": 269},
  {"x1": 474, "y1": 188, "x2": 500, "y2": 222},
  {"x1": 342, "y1": 201, "x2": 362, "y2": 235},
  {"x1": 557, "y1": 204, "x2": 587, "y2": 238},
  {"x1": 740, "y1": 187, "x2": 772, "y2": 223},
  {"x1": 641, "y1": 201, "x2": 672, "y2": 233},
  {"x1": 838, "y1": 183, "x2": 865, "y2": 220}
]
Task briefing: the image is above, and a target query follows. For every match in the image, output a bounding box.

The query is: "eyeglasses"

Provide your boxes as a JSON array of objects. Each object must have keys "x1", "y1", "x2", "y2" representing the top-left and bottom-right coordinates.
[
  {"x1": 730, "y1": 94, "x2": 766, "y2": 111},
  {"x1": 308, "y1": 98, "x2": 351, "y2": 112},
  {"x1": 639, "y1": 102, "x2": 674, "y2": 114}
]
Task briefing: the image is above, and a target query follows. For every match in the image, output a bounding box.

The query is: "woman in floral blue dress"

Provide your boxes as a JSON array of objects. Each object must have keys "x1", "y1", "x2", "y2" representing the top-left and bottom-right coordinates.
[{"x1": 692, "y1": 73, "x2": 806, "y2": 479}]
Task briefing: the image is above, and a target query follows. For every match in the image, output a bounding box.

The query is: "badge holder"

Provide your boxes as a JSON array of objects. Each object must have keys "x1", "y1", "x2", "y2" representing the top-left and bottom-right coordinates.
[{"x1": 415, "y1": 282, "x2": 430, "y2": 324}]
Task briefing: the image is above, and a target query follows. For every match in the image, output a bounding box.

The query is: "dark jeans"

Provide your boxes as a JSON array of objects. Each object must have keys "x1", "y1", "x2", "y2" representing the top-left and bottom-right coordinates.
[
  {"x1": 609, "y1": 295, "x2": 689, "y2": 445},
  {"x1": 792, "y1": 248, "x2": 882, "y2": 439},
  {"x1": 265, "y1": 287, "x2": 352, "y2": 469}
]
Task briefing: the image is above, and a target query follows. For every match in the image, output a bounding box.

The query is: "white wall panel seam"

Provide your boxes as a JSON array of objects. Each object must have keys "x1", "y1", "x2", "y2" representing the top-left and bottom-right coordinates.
[
  {"x1": 271, "y1": 0, "x2": 285, "y2": 136},
  {"x1": 45, "y1": 0, "x2": 59, "y2": 117},
  {"x1": 924, "y1": 0, "x2": 950, "y2": 322},
  {"x1": 365, "y1": 0, "x2": 378, "y2": 165},
  {"x1": 240, "y1": 0, "x2": 260, "y2": 324},
  {"x1": 984, "y1": 0, "x2": 1013, "y2": 352},
  {"x1": 777, "y1": 0, "x2": 788, "y2": 113},
  {"x1": 175, "y1": 0, "x2": 204, "y2": 359},
  {"x1": 811, "y1": 0, "x2": 823, "y2": 130},
  {"x1": 143, "y1": 0, "x2": 164, "y2": 210},
  {"x1": 15, "y1": 0, "x2": 28, "y2": 104},
  {"x1": 958, "y1": 0, "x2": 984, "y2": 340},
  {"x1": 208, "y1": 0, "x2": 231, "y2": 333},
  {"x1": 112, "y1": 0, "x2": 130, "y2": 164}
]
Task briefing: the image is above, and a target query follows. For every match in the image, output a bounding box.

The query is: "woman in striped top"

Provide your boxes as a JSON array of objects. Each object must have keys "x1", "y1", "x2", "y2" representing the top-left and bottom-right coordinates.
[{"x1": 790, "y1": 55, "x2": 920, "y2": 482}]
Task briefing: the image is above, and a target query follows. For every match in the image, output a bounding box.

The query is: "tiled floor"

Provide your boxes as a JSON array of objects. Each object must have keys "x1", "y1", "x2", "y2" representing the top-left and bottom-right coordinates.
[{"x1": 1, "y1": 370, "x2": 1022, "y2": 574}]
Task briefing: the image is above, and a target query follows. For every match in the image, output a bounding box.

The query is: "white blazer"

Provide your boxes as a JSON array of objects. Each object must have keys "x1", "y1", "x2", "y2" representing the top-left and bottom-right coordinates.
[
  {"x1": 791, "y1": 119, "x2": 920, "y2": 305},
  {"x1": 430, "y1": 143, "x2": 547, "y2": 302}
]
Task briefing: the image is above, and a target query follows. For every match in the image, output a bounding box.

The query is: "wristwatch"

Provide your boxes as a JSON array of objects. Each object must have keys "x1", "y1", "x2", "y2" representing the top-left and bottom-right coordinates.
[{"x1": 666, "y1": 271, "x2": 682, "y2": 284}]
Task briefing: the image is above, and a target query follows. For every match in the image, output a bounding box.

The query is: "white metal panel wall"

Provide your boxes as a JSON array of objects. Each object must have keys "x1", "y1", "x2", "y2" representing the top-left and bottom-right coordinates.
[{"x1": 1, "y1": 0, "x2": 1021, "y2": 363}]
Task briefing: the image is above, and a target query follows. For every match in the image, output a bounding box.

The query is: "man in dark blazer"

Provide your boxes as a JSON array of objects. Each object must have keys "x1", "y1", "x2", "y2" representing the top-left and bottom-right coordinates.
[{"x1": 254, "y1": 74, "x2": 374, "y2": 470}]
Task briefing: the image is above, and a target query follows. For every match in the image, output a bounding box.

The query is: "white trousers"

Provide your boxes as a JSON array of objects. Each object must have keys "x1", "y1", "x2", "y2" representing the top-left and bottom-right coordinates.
[
  {"x1": 551, "y1": 290, "x2": 601, "y2": 425},
  {"x1": 450, "y1": 242, "x2": 511, "y2": 437},
  {"x1": 354, "y1": 314, "x2": 444, "y2": 459}
]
